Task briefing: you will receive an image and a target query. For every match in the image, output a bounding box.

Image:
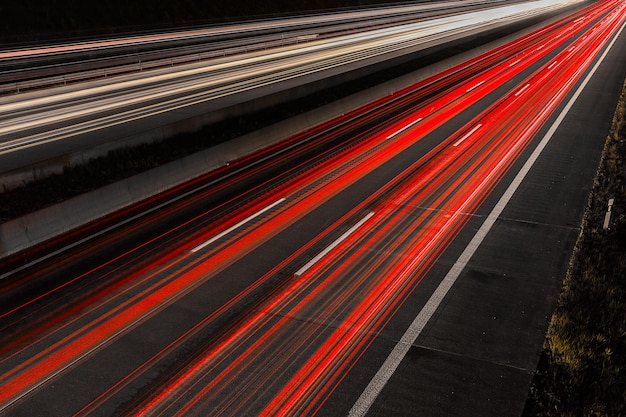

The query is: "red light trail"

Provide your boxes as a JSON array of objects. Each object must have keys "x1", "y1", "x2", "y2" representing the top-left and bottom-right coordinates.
[{"x1": 0, "y1": 0, "x2": 624, "y2": 414}]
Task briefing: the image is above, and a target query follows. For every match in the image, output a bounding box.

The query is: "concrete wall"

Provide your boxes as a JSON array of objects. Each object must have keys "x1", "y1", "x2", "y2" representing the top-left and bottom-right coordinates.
[
  {"x1": 0, "y1": 10, "x2": 576, "y2": 259},
  {"x1": 1, "y1": 8, "x2": 566, "y2": 190}
]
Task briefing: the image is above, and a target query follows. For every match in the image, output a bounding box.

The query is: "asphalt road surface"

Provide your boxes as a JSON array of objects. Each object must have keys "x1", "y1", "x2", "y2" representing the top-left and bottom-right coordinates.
[{"x1": 0, "y1": 1, "x2": 625, "y2": 415}]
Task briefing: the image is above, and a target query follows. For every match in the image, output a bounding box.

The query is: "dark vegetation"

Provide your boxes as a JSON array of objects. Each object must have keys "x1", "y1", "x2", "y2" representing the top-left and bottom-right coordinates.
[
  {"x1": 0, "y1": 20, "x2": 518, "y2": 223},
  {"x1": 0, "y1": 51, "x2": 382, "y2": 222},
  {"x1": 3, "y1": 1, "x2": 626, "y2": 413},
  {"x1": 0, "y1": 0, "x2": 569, "y2": 223},
  {"x1": 0, "y1": 88, "x2": 320, "y2": 222},
  {"x1": 524, "y1": 81, "x2": 626, "y2": 416},
  {"x1": 0, "y1": 0, "x2": 441, "y2": 223}
]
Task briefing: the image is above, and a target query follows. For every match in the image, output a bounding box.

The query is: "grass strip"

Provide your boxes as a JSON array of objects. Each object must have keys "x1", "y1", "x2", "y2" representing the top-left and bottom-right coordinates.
[{"x1": 524, "y1": 79, "x2": 626, "y2": 416}]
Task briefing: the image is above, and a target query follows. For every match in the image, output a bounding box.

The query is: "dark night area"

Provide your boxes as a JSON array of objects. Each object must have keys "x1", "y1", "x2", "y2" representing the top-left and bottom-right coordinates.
[
  {"x1": 1, "y1": 0, "x2": 411, "y2": 44},
  {"x1": 1, "y1": 1, "x2": 625, "y2": 415}
]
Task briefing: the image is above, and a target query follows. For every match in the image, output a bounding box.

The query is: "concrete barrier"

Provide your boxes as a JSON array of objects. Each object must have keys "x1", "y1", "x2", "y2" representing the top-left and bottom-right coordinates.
[{"x1": 0, "y1": 12, "x2": 573, "y2": 259}]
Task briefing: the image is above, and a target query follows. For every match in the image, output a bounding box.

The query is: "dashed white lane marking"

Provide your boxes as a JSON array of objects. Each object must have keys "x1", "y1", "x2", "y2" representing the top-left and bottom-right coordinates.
[
  {"x1": 348, "y1": 17, "x2": 626, "y2": 417},
  {"x1": 295, "y1": 212, "x2": 375, "y2": 277},
  {"x1": 465, "y1": 80, "x2": 485, "y2": 93},
  {"x1": 453, "y1": 123, "x2": 482, "y2": 147},
  {"x1": 191, "y1": 198, "x2": 286, "y2": 253},
  {"x1": 508, "y1": 58, "x2": 521, "y2": 67},
  {"x1": 515, "y1": 83, "x2": 531, "y2": 97},
  {"x1": 386, "y1": 118, "x2": 422, "y2": 139}
]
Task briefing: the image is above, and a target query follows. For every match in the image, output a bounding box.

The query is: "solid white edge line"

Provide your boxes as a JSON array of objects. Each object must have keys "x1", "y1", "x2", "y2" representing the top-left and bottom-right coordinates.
[
  {"x1": 295, "y1": 212, "x2": 375, "y2": 277},
  {"x1": 453, "y1": 123, "x2": 482, "y2": 147},
  {"x1": 191, "y1": 198, "x2": 286, "y2": 253},
  {"x1": 348, "y1": 16, "x2": 626, "y2": 417}
]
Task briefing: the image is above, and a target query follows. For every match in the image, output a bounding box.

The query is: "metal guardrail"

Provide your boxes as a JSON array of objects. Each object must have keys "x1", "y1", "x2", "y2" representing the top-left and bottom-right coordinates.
[
  {"x1": 0, "y1": 1, "x2": 512, "y2": 96},
  {"x1": 0, "y1": 36, "x2": 316, "y2": 95}
]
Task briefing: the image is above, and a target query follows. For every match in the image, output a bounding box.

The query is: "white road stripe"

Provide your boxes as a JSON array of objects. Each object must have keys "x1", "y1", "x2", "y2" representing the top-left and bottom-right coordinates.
[
  {"x1": 465, "y1": 80, "x2": 485, "y2": 93},
  {"x1": 191, "y1": 198, "x2": 286, "y2": 253},
  {"x1": 295, "y1": 212, "x2": 375, "y2": 276},
  {"x1": 515, "y1": 83, "x2": 531, "y2": 97},
  {"x1": 453, "y1": 123, "x2": 482, "y2": 147},
  {"x1": 348, "y1": 16, "x2": 626, "y2": 417},
  {"x1": 548, "y1": 60, "x2": 559, "y2": 69},
  {"x1": 1, "y1": 126, "x2": 311, "y2": 281},
  {"x1": 508, "y1": 58, "x2": 521, "y2": 67},
  {"x1": 386, "y1": 118, "x2": 422, "y2": 139}
]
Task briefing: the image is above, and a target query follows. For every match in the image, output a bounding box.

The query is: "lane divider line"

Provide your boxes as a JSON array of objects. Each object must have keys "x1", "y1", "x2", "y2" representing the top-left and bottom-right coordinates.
[
  {"x1": 386, "y1": 118, "x2": 422, "y2": 139},
  {"x1": 295, "y1": 212, "x2": 375, "y2": 277},
  {"x1": 348, "y1": 15, "x2": 626, "y2": 417},
  {"x1": 453, "y1": 123, "x2": 482, "y2": 147},
  {"x1": 1, "y1": 128, "x2": 304, "y2": 280},
  {"x1": 465, "y1": 80, "x2": 485, "y2": 93},
  {"x1": 191, "y1": 198, "x2": 286, "y2": 253},
  {"x1": 515, "y1": 83, "x2": 531, "y2": 97},
  {"x1": 508, "y1": 58, "x2": 521, "y2": 67}
]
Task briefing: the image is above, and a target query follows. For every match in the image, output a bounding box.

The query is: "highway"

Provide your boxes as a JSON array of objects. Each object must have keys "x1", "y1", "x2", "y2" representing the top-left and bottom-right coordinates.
[
  {"x1": 1, "y1": 1, "x2": 519, "y2": 64},
  {"x1": 0, "y1": 0, "x2": 579, "y2": 176},
  {"x1": 0, "y1": 0, "x2": 625, "y2": 415}
]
